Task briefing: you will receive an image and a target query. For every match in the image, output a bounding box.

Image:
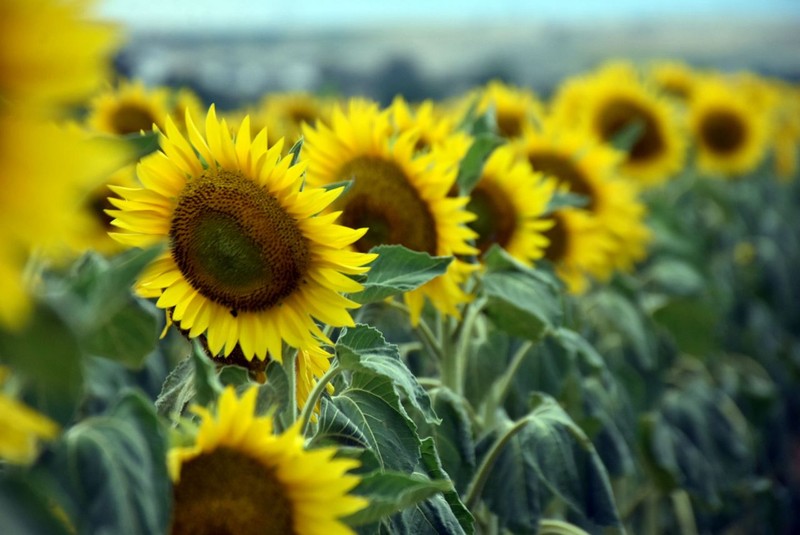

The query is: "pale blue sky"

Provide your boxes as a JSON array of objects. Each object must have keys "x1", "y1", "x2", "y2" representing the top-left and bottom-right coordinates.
[{"x1": 96, "y1": 0, "x2": 800, "y2": 32}]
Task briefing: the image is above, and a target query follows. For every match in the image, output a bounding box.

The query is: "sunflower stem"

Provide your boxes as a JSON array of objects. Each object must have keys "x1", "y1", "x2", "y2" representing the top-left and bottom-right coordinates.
[
  {"x1": 284, "y1": 348, "x2": 298, "y2": 425},
  {"x1": 464, "y1": 416, "x2": 531, "y2": 509},
  {"x1": 298, "y1": 362, "x2": 344, "y2": 436},
  {"x1": 438, "y1": 312, "x2": 458, "y2": 391},
  {"x1": 482, "y1": 339, "x2": 535, "y2": 422},
  {"x1": 451, "y1": 297, "x2": 486, "y2": 396},
  {"x1": 385, "y1": 299, "x2": 443, "y2": 362}
]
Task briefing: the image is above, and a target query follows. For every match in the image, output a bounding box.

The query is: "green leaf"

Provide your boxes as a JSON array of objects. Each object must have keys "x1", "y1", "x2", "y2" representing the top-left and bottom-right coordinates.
[
  {"x1": 350, "y1": 245, "x2": 452, "y2": 305},
  {"x1": 642, "y1": 258, "x2": 705, "y2": 297},
  {"x1": 0, "y1": 302, "x2": 84, "y2": 425},
  {"x1": 545, "y1": 191, "x2": 590, "y2": 214},
  {"x1": 122, "y1": 131, "x2": 160, "y2": 159},
  {"x1": 456, "y1": 132, "x2": 504, "y2": 195},
  {"x1": 191, "y1": 340, "x2": 223, "y2": 407},
  {"x1": 57, "y1": 247, "x2": 164, "y2": 368},
  {"x1": 336, "y1": 324, "x2": 438, "y2": 424},
  {"x1": 155, "y1": 356, "x2": 195, "y2": 421},
  {"x1": 481, "y1": 246, "x2": 563, "y2": 342},
  {"x1": 652, "y1": 297, "x2": 718, "y2": 356},
  {"x1": 386, "y1": 493, "x2": 468, "y2": 535},
  {"x1": 0, "y1": 472, "x2": 74, "y2": 535},
  {"x1": 420, "y1": 437, "x2": 475, "y2": 534},
  {"x1": 427, "y1": 388, "x2": 476, "y2": 493},
  {"x1": 287, "y1": 136, "x2": 303, "y2": 166},
  {"x1": 346, "y1": 471, "x2": 452, "y2": 527},
  {"x1": 609, "y1": 119, "x2": 643, "y2": 153},
  {"x1": 521, "y1": 394, "x2": 620, "y2": 527},
  {"x1": 326, "y1": 372, "x2": 422, "y2": 472},
  {"x1": 46, "y1": 391, "x2": 171, "y2": 534}
]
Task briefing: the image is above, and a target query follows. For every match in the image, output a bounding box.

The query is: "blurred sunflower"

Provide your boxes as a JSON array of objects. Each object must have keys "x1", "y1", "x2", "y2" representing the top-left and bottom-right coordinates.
[
  {"x1": 541, "y1": 208, "x2": 613, "y2": 294},
  {"x1": 169, "y1": 386, "x2": 367, "y2": 535},
  {"x1": 169, "y1": 87, "x2": 205, "y2": 134},
  {"x1": 772, "y1": 87, "x2": 800, "y2": 180},
  {"x1": 514, "y1": 119, "x2": 651, "y2": 275},
  {"x1": 467, "y1": 145, "x2": 554, "y2": 264},
  {"x1": 0, "y1": 117, "x2": 126, "y2": 327},
  {"x1": 461, "y1": 80, "x2": 544, "y2": 139},
  {"x1": 87, "y1": 79, "x2": 171, "y2": 136},
  {"x1": 0, "y1": 0, "x2": 119, "y2": 114},
  {"x1": 648, "y1": 60, "x2": 699, "y2": 101},
  {"x1": 688, "y1": 77, "x2": 770, "y2": 177},
  {"x1": 556, "y1": 66, "x2": 686, "y2": 186},
  {"x1": 259, "y1": 91, "x2": 334, "y2": 150},
  {"x1": 302, "y1": 99, "x2": 478, "y2": 324},
  {"x1": 108, "y1": 106, "x2": 375, "y2": 360},
  {"x1": 0, "y1": 368, "x2": 59, "y2": 464}
]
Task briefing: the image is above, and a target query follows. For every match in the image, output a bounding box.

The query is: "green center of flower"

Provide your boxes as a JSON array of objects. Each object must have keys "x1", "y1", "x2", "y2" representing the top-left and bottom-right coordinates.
[
  {"x1": 170, "y1": 169, "x2": 310, "y2": 314},
  {"x1": 700, "y1": 109, "x2": 747, "y2": 155},
  {"x1": 110, "y1": 104, "x2": 159, "y2": 135},
  {"x1": 527, "y1": 152, "x2": 595, "y2": 211},
  {"x1": 335, "y1": 156, "x2": 438, "y2": 254},
  {"x1": 596, "y1": 98, "x2": 664, "y2": 164},
  {"x1": 467, "y1": 181, "x2": 517, "y2": 254},
  {"x1": 171, "y1": 447, "x2": 295, "y2": 535},
  {"x1": 542, "y1": 212, "x2": 568, "y2": 264}
]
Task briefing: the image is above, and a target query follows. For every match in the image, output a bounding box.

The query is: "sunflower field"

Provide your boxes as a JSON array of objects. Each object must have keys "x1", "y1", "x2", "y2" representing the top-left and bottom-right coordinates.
[{"x1": 2, "y1": 2, "x2": 800, "y2": 535}]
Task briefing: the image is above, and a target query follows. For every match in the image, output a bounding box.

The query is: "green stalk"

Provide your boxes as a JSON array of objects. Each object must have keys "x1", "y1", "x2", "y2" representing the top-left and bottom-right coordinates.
[
  {"x1": 451, "y1": 297, "x2": 485, "y2": 396},
  {"x1": 464, "y1": 416, "x2": 531, "y2": 509},
  {"x1": 284, "y1": 348, "x2": 298, "y2": 425},
  {"x1": 482, "y1": 339, "x2": 534, "y2": 422},
  {"x1": 298, "y1": 362, "x2": 345, "y2": 435},
  {"x1": 536, "y1": 519, "x2": 592, "y2": 535},
  {"x1": 670, "y1": 490, "x2": 698, "y2": 535}
]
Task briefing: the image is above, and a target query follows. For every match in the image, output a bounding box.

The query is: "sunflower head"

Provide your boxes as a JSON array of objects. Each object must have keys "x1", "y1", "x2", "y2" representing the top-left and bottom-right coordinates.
[
  {"x1": 648, "y1": 60, "x2": 699, "y2": 101},
  {"x1": 169, "y1": 386, "x2": 367, "y2": 535},
  {"x1": 302, "y1": 99, "x2": 478, "y2": 323},
  {"x1": 108, "y1": 105, "x2": 375, "y2": 360},
  {"x1": 87, "y1": 79, "x2": 171, "y2": 136},
  {"x1": 467, "y1": 145, "x2": 554, "y2": 264},
  {"x1": 688, "y1": 77, "x2": 771, "y2": 177},
  {"x1": 555, "y1": 66, "x2": 686, "y2": 186},
  {"x1": 457, "y1": 80, "x2": 543, "y2": 139}
]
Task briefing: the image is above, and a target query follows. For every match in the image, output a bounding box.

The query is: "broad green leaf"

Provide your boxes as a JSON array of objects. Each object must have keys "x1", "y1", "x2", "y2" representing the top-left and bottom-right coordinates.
[
  {"x1": 481, "y1": 246, "x2": 563, "y2": 342},
  {"x1": 47, "y1": 391, "x2": 170, "y2": 534},
  {"x1": 427, "y1": 388, "x2": 476, "y2": 493},
  {"x1": 386, "y1": 493, "x2": 467, "y2": 535},
  {"x1": 336, "y1": 324, "x2": 438, "y2": 424},
  {"x1": 155, "y1": 356, "x2": 195, "y2": 421},
  {"x1": 652, "y1": 297, "x2": 718, "y2": 356},
  {"x1": 0, "y1": 302, "x2": 83, "y2": 425},
  {"x1": 521, "y1": 394, "x2": 620, "y2": 527},
  {"x1": 81, "y1": 298, "x2": 160, "y2": 367},
  {"x1": 191, "y1": 340, "x2": 223, "y2": 407},
  {"x1": 456, "y1": 133, "x2": 504, "y2": 194},
  {"x1": 642, "y1": 258, "x2": 705, "y2": 297},
  {"x1": 313, "y1": 397, "x2": 371, "y2": 450},
  {"x1": 0, "y1": 472, "x2": 73, "y2": 535},
  {"x1": 420, "y1": 437, "x2": 475, "y2": 534},
  {"x1": 478, "y1": 420, "x2": 542, "y2": 534},
  {"x1": 584, "y1": 288, "x2": 656, "y2": 369},
  {"x1": 346, "y1": 471, "x2": 452, "y2": 527},
  {"x1": 350, "y1": 245, "x2": 452, "y2": 305},
  {"x1": 328, "y1": 372, "x2": 422, "y2": 472}
]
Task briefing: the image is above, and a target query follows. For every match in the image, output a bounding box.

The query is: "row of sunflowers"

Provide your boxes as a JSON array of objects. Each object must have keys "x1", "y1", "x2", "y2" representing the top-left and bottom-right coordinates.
[{"x1": 2, "y1": 1, "x2": 799, "y2": 534}]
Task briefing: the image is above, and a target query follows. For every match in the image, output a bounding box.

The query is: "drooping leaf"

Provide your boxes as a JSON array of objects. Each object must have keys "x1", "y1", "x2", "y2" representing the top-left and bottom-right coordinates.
[
  {"x1": 46, "y1": 391, "x2": 171, "y2": 535},
  {"x1": 336, "y1": 324, "x2": 438, "y2": 424},
  {"x1": 481, "y1": 246, "x2": 563, "y2": 342},
  {"x1": 350, "y1": 245, "x2": 452, "y2": 305},
  {"x1": 155, "y1": 356, "x2": 195, "y2": 421},
  {"x1": 419, "y1": 437, "x2": 475, "y2": 534},
  {"x1": 427, "y1": 388, "x2": 476, "y2": 493},
  {"x1": 326, "y1": 372, "x2": 422, "y2": 472},
  {"x1": 346, "y1": 470, "x2": 452, "y2": 527}
]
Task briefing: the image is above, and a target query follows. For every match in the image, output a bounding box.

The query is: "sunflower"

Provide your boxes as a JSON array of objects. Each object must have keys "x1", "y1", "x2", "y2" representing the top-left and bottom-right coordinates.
[
  {"x1": 688, "y1": 77, "x2": 771, "y2": 177},
  {"x1": 466, "y1": 145, "x2": 554, "y2": 264},
  {"x1": 108, "y1": 105, "x2": 375, "y2": 360},
  {"x1": 86, "y1": 79, "x2": 171, "y2": 136},
  {"x1": 514, "y1": 118, "x2": 651, "y2": 275},
  {"x1": 0, "y1": 116, "x2": 127, "y2": 327},
  {"x1": 0, "y1": 0, "x2": 118, "y2": 114},
  {"x1": 169, "y1": 87, "x2": 205, "y2": 134},
  {"x1": 541, "y1": 207, "x2": 614, "y2": 294},
  {"x1": 647, "y1": 60, "x2": 699, "y2": 101},
  {"x1": 168, "y1": 386, "x2": 367, "y2": 535},
  {"x1": 458, "y1": 80, "x2": 544, "y2": 139},
  {"x1": 302, "y1": 99, "x2": 478, "y2": 324},
  {"x1": 556, "y1": 65, "x2": 686, "y2": 186},
  {"x1": 258, "y1": 91, "x2": 334, "y2": 150}
]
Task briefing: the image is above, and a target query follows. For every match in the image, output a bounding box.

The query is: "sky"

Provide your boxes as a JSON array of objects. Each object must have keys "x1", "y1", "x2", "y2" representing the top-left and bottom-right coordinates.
[{"x1": 96, "y1": 0, "x2": 800, "y2": 32}]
